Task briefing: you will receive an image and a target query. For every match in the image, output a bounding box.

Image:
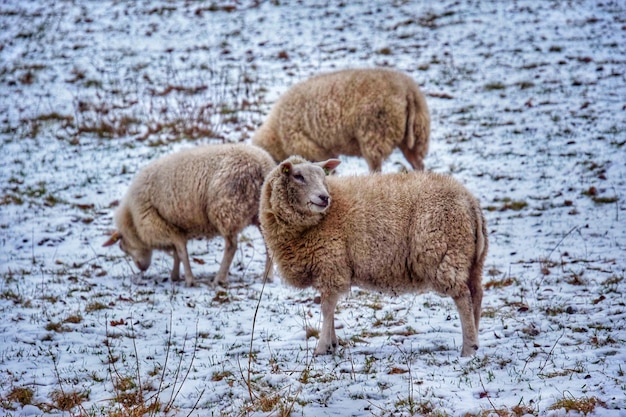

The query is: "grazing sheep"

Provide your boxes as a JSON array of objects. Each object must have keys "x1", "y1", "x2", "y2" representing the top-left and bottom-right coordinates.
[
  {"x1": 259, "y1": 156, "x2": 487, "y2": 357},
  {"x1": 103, "y1": 144, "x2": 275, "y2": 287},
  {"x1": 252, "y1": 68, "x2": 430, "y2": 172}
]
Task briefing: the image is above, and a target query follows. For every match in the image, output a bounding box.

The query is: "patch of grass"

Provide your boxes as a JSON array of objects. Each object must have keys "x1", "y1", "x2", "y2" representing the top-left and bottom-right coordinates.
[
  {"x1": 592, "y1": 195, "x2": 618, "y2": 204},
  {"x1": 486, "y1": 197, "x2": 528, "y2": 212},
  {"x1": 601, "y1": 274, "x2": 623, "y2": 293},
  {"x1": 565, "y1": 271, "x2": 586, "y2": 286},
  {"x1": 5, "y1": 386, "x2": 34, "y2": 407},
  {"x1": 45, "y1": 321, "x2": 71, "y2": 333},
  {"x1": 0, "y1": 289, "x2": 24, "y2": 304},
  {"x1": 212, "y1": 290, "x2": 231, "y2": 304},
  {"x1": 305, "y1": 326, "x2": 319, "y2": 340},
  {"x1": 64, "y1": 313, "x2": 83, "y2": 324},
  {"x1": 85, "y1": 301, "x2": 108, "y2": 312},
  {"x1": 484, "y1": 276, "x2": 516, "y2": 290},
  {"x1": 211, "y1": 370, "x2": 233, "y2": 382},
  {"x1": 484, "y1": 82, "x2": 506, "y2": 91},
  {"x1": 548, "y1": 396, "x2": 606, "y2": 414},
  {"x1": 372, "y1": 310, "x2": 405, "y2": 327},
  {"x1": 501, "y1": 200, "x2": 528, "y2": 211},
  {"x1": 50, "y1": 388, "x2": 89, "y2": 411}
]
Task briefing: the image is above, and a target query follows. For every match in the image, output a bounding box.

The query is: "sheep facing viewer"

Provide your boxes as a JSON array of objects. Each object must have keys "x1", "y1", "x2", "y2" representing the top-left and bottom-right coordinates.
[
  {"x1": 259, "y1": 156, "x2": 488, "y2": 357},
  {"x1": 252, "y1": 68, "x2": 430, "y2": 172},
  {"x1": 103, "y1": 144, "x2": 275, "y2": 287}
]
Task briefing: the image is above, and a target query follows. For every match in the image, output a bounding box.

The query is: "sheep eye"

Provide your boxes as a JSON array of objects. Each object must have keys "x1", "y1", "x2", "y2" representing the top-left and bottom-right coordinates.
[{"x1": 293, "y1": 174, "x2": 305, "y2": 183}]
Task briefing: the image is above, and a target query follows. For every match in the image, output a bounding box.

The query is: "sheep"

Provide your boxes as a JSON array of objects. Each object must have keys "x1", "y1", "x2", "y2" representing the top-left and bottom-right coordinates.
[
  {"x1": 103, "y1": 143, "x2": 276, "y2": 287},
  {"x1": 259, "y1": 156, "x2": 488, "y2": 357},
  {"x1": 252, "y1": 68, "x2": 430, "y2": 172}
]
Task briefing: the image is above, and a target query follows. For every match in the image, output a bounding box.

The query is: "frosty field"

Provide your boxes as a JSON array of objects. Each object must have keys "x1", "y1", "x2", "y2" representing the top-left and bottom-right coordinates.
[{"x1": 0, "y1": 1, "x2": 625, "y2": 416}]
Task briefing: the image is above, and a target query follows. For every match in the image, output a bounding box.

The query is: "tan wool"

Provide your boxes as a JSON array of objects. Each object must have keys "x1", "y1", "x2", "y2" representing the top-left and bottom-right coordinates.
[
  {"x1": 104, "y1": 144, "x2": 275, "y2": 287},
  {"x1": 252, "y1": 68, "x2": 430, "y2": 172},
  {"x1": 260, "y1": 156, "x2": 487, "y2": 357}
]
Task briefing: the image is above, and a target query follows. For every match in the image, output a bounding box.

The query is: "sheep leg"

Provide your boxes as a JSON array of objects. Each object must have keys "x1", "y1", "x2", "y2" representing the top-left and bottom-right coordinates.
[
  {"x1": 365, "y1": 158, "x2": 383, "y2": 173},
  {"x1": 453, "y1": 290, "x2": 479, "y2": 357},
  {"x1": 214, "y1": 235, "x2": 237, "y2": 287},
  {"x1": 471, "y1": 281, "x2": 483, "y2": 333},
  {"x1": 357, "y1": 130, "x2": 393, "y2": 172},
  {"x1": 314, "y1": 292, "x2": 339, "y2": 355},
  {"x1": 399, "y1": 141, "x2": 424, "y2": 171},
  {"x1": 173, "y1": 240, "x2": 195, "y2": 287},
  {"x1": 171, "y1": 250, "x2": 181, "y2": 282}
]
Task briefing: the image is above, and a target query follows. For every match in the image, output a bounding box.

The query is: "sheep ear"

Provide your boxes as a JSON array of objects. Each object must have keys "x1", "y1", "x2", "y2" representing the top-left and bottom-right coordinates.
[
  {"x1": 318, "y1": 159, "x2": 341, "y2": 175},
  {"x1": 280, "y1": 161, "x2": 293, "y2": 175},
  {"x1": 103, "y1": 231, "x2": 122, "y2": 247}
]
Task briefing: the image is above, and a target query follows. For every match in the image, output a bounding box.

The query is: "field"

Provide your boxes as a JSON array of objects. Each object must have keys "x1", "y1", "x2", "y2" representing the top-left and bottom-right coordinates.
[{"x1": 1, "y1": 1, "x2": 625, "y2": 416}]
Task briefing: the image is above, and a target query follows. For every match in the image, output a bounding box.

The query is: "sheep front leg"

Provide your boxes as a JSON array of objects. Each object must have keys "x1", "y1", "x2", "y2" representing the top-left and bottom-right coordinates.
[
  {"x1": 173, "y1": 240, "x2": 195, "y2": 287},
  {"x1": 453, "y1": 291, "x2": 479, "y2": 357},
  {"x1": 214, "y1": 235, "x2": 237, "y2": 287},
  {"x1": 314, "y1": 292, "x2": 340, "y2": 355}
]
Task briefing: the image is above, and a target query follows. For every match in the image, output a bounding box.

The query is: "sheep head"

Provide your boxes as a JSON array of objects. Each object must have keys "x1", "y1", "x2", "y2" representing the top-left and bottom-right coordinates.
[
  {"x1": 103, "y1": 230, "x2": 152, "y2": 272},
  {"x1": 268, "y1": 157, "x2": 340, "y2": 229}
]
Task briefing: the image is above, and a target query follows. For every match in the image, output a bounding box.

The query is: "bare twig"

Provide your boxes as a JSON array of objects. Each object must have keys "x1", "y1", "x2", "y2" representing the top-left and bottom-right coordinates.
[
  {"x1": 247, "y1": 255, "x2": 273, "y2": 402},
  {"x1": 478, "y1": 371, "x2": 499, "y2": 415},
  {"x1": 165, "y1": 321, "x2": 201, "y2": 413},
  {"x1": 155, "y1": 312, "x2": 173, "y2": 409},
  {"x1": 546, "y1": 225, "x2": 580, "y2": 261},
  {"x1": 538, "y1": 330, "x2": 565, "y2": 375},
  {"x1": 129, "y1": 317, "x2": 143, "y2": 407}
]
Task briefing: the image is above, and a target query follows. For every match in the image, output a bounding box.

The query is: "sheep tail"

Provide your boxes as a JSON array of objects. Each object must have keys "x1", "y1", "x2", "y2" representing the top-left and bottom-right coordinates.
[
  {"x1": 474, "y1": 205, "x2": 487, "y2": 269},
  {"x1": 405, "y1": 89, "x2": 430, "y2": 152},
  {"x1": 405, "y1": 92, "x2": 417, "y2": 150}
]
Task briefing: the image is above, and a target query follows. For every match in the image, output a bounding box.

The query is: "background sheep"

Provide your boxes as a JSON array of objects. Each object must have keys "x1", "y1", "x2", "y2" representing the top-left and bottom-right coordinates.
[
  {"x1": 260, "y1": 156, "x2": 487, "y2": 357},
  {"x1": 252, "y1": 68, "x2": 430, "y2": 172},
  {"x1": 103, "y1": 143, "x2": 275, "y2": 287}
]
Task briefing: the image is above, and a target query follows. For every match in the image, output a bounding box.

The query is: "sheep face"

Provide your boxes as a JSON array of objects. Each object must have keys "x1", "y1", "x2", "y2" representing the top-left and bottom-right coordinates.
[
  {"x1": 103, "y1": 231, "x2": 153, "y2": 271},
  {"x1": 119, "y1": 237, "x2": 153, "y2": 272},
  {"x1": 274, "y1": 157, "x2": 341, "y2": 225}
]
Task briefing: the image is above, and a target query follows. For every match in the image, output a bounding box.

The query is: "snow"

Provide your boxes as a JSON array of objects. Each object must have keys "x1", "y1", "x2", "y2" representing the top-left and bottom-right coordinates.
[{"x1": 0, "y1": 0, "x2": 625, "y2": 416}]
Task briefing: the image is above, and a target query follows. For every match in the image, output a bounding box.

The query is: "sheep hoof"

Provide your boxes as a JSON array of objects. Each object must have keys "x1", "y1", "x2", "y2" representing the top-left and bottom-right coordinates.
[
  {"x1": 461, "y1": 344, "x2": 479, "y2": 357},
  {"x1": 314, "y1": 341, "x2": 338, "y2": 356}
]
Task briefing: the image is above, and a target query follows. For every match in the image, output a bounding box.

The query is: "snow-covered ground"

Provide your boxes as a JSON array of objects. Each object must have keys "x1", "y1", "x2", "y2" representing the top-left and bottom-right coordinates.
[{"x1": 0, "y1": 1, "x2": 624, "y2": 416}]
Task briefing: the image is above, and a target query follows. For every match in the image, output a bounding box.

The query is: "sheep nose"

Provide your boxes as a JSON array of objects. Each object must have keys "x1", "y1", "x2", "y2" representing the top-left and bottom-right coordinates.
[{"x1": 318, "y1": 195, "x2": 329, "y2": 207}]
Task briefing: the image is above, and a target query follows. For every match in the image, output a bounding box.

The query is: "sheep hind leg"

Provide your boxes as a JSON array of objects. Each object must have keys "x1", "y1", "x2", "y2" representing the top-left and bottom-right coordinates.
[
  {"x1": 214, "y1": 235, "x2": 237, "y2": 287},
  {"x1": 171, "y1": 250, "x2": 181, "y2": 282},
  {"x1": 399, "y1": 141, "x2": 424, "y2": 171},
  {"x1": 452, "y1": 289, "x2": 479, "y2": 357},
  {"x1": 471, "y1": 280, "x2": 483, "y2": 334},
  {"x1": 314, "y1": 292, "x2": 340, "y2": 355}
]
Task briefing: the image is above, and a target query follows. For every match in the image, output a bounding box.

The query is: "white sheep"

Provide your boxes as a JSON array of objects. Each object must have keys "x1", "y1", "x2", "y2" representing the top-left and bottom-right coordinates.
[
  {"x1": 103, "y1": 143, "x2": 275, "y2": 287},
  {"x1": 259, "y1": 156, "x2": 488, "y2": 357},
  {"x1": 252, "y1": 68, "x2": 430, "y2": 172}
]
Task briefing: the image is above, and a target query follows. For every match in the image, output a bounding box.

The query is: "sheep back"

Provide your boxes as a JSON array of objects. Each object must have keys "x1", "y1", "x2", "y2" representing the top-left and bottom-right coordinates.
[
  {"x1": 252, "y1": 68, "x2": 430, "y2": 172},
  {"x1": 123, "y1": 144, "x2": 274, "y2": 246},
  {"x1": 263, "y1": 169, "x2": 484, "y2": 298}
]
